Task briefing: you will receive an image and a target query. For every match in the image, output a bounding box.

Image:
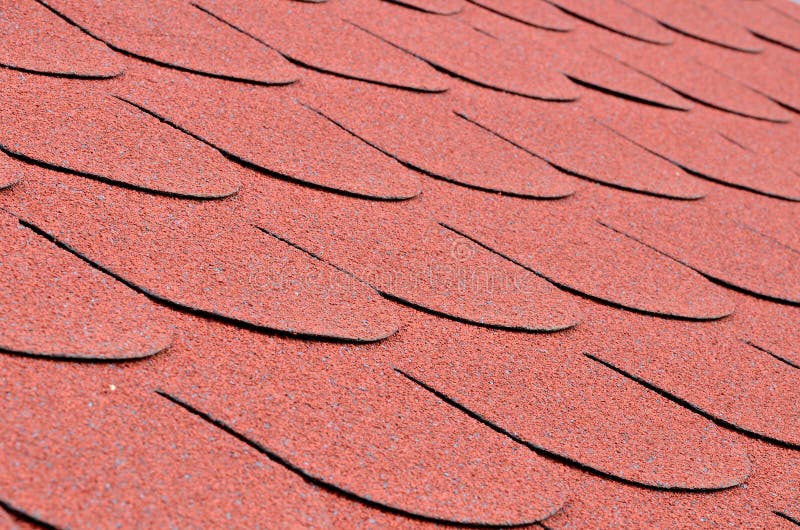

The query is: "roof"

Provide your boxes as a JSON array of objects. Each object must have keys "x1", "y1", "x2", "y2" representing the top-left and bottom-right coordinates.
[{"x1": 0, "y1": 0, "x2": 799, "y2": 528}]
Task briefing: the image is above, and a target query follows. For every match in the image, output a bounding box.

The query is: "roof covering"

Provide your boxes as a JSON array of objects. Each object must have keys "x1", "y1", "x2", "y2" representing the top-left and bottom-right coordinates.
[{"x1": 0, "y1": 0, "x2": 799, "y2": 528}]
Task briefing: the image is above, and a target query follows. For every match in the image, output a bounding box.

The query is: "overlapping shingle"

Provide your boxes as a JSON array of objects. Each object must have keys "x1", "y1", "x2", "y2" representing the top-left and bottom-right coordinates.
[
  {"x1": 426, "y1": 182, "x2": 734, "y2": 320},
  {"x1": 117, "y1": 62, "x2": 422, "y2": 199},
  {"x1": 155, "y1": 315, "x2": 568, "y2": 526},
  {"x1": 457, "y1": 87, "x2": 708, "y2": 199},
  {"x1": 0, "y1": 354, "x2": 440, "y2": 529},
  {"x1": 382, "y1": 306, "x2": 751, "y2": 490},
  {"x1": 584, "y1": 92, "x2": 800, "y2": 201},
  {"x1": 584, "y1": 303, "x2": 800, "y2": 447},
  {"x1": 38, "y1": 0, "x2": 299, "y2": 84},
  {"x1": 601, "y1": 198, "x2": 800, "y2": 304},
  {"x1": 542, "y1": 437, "x2": 797, "y2": 530},
  {"x1": 299, "y1": 74, "x2": 577, "y2": 198},
  {"x1": 0, "y1": 71, "x2": 241, "y2": 199},
  {"x1": 596, "y1": 35, "x2": 792, "y2": 123},
  {"x1": 0, "y1": 211, "x2": 172, "y2": 360},
  {"x1": 250, "y1": 178, "x2": 582, "y2": 331},
  {"x1": 734, "y1": 293, "x2": 800, "y2": 369},
  {"x1": 0, "y1": 0, "x2": 123, "y2": 79},
  {"x1": 195, "y1": 0, "x2": 448, "y2": 92},
  {"x1": 1, "y1": 170, "x2": 399, "y2": 342},
  {"x1": 458, "y1": 9, "x2": 693, "y2": 110},
  {"x1": 348, "y1": 0, "x2": 580, "y2": 100},
  {"x1": 705, "y1": 0, "x2": 800, "y2": 52},
  {"x1": 0, "y1": 152, "x2": 23, "y2": 190},
  {"x1": 621, "y1": 0, "x2": 764, "y2": 52}
]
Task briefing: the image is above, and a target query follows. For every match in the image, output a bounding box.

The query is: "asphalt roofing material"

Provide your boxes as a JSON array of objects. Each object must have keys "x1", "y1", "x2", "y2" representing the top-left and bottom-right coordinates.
[{"x1": 0, "y1": 0, "x2": 799, "y2": 528}]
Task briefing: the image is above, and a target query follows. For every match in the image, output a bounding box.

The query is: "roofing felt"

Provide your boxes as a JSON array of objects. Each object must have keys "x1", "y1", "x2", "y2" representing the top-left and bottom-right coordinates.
[{"x1": 0, "y1": 0, "x2": 799, "y2": 529}]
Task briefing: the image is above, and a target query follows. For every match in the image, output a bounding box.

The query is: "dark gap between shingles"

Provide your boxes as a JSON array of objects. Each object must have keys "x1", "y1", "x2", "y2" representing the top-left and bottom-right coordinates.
[
  {"x1": 258, "y1": 225, "x2": 572, "y2": 333},
  {"x1": 302, "y1": 101, "x2": 570, "y2": 200},
  {"x1": 775, "y1": 511, "x2": 800, "y2": 527},
  {"x1": 653, "y1": 20, "x2": 762, "y2": 54},
  {"x1": 34, "y1": 0, "x2": 295, "y2": 87},
  {"x1": 0, "y1": 144, "x2": 232, "y2": 201},
  {"x1": 117, "y1": 97, "x2": 415, "y2": 202},
  {"x1": 465, "y1": 0, "x2": 572, "y2": 33},
  {"x1": 192, "y1": 2, "x2": 447, "y2": 94},
  {"x1": 345, "y1": 20, "x2": 577, "y2": 103},
  {"x1": 155, "y1": 390, "x2": 540, "y2": 528},
  {"x1": 441, "y1": 221, "x2": 729, "y2": 321},
  {"x1": 597, "y1": 219, "x2": 800, "y2": 307},
  {"x1": 543, "y1": 2, "x2": 671, "y2": 45},
  {"x1": 0, "y1": 499, "x2": 59, "y2": 530},
  {"x1": 583, "y1": 352, "x2": 800, "y2": 451},
  {"x1": 644, "y1": 79, "x2": 787, "y2": 124},
  {"x1": 750, "y1": 30, "x2": 800, "y2": 53},
  {"x1": 0, "y1": 62, "x2": 121, "y2": 81},
  {"x1": 12, "y1": 215, "x2": 388, "y2": 344},
  {"x1": 0, "y1": 344, "x2": 169, "y2": 364},
  {"x1": 564, "y1": 74, "x2": 690, "y2": 111},
  {"x1": 381, "y1": 0, "x2": 464, "y2": 16},
  {"x1": 597, "y1": 118, "x2": 800, "y2": 203},
  {"x1": 455, "y1": 111, "x2": 705, "y2": 201},
  {"x1": 394, "y1": 367, "x2": 743, "y2": 492},
  {"x1": 745, "y1": 341, "x2": 800, "y2": 370}
]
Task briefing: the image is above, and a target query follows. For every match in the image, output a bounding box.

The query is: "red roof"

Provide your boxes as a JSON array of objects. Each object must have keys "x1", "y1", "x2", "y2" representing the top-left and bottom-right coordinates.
[{"x1": 1, "y1": 0, "x2": 799, "y2": 528}]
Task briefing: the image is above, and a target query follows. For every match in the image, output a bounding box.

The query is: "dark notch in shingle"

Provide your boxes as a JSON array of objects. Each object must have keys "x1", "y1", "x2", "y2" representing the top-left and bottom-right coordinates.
[
  {"x1": 0, "y1": 0, "x2": 122, "y2": 79},
  {"x1": 455, "y1": 102, "x2": 709, "y2": 200},
  {"x1": 544, "y1": 0, "x2": 673, "y2": 44},
  {"x1": 296, "y1": 78, "x2": 577, "y2": 199},
  {"x1": 347, "y1": 0, "x2": 580, "y2": 101},
  {"x1": 0, "y1": 73, "x2": 241, "y2": 200},
  {"x1": 34, "y1": 0, "x2": 299, "y2": 85},
  {"x1": 193, "y1": 0, "x2": 449, "y2": 93}
]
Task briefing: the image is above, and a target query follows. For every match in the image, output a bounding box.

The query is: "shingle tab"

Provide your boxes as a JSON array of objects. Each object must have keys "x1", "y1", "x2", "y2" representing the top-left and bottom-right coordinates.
[
  {"x1": 0, "y1": 0, "x2": 123, "y2": 79},
  {"x1": 38, "y1": 0, "x2": 299, "y2": 84},
  {"x1": 0, "y1": 211, "x2": 172, "y2": 360}
]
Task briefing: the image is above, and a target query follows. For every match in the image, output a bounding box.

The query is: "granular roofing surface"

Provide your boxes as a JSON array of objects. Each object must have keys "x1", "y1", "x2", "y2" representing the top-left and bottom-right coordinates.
[{"x1": 0, "y1": 0, "x2": 799, "y2": 528}]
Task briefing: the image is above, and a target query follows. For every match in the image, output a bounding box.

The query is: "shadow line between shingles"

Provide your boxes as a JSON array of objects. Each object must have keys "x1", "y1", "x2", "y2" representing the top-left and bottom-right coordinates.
[
  {"x1": 542, "y1": 1, "x2": 672, "y2": 45},
  {"x1": 564, "y1": 74, "x2": 690, "y2": 111},
  {"x1": 0, "y1": 144, "x2": 239, "y2": 201},
  {"x1": 192, "y1": 2, "x2": 448, "y2": 94},
  {"x1": 0, "y1": 499, "x2": 59, "y2": 530},
  {"x1": 775, "y1": 511, "x2": 800, "y2": 527},
  {"x1": 0, "y1": 62, "x2": 122, "y2": 81},
  {"x1": 117, "y1": 97, "x2": 418, "y2": 201},
  {"x1": 465, "y1": 0, "x2": 573, "y2": 32},
  {"x1": 592, "y1": 119, "x2": 800, "y2": 203},
  {"x1": 441, "y1": 221, "x2": 731, "y2": 321},
  {"x1": 155, "y1": 390, "x2": 552, "y2": 528},
  {"x1": 345, "y1": 20, "x2": 578, "y2": 102},
  {"x1": 300, "y1": 102, "x2": 573, "y2": 200},
  {"x1": 584, "y1": 352, "x2": 800, "y2": 450},
  {"x1": 395, "y1": 368, "x2": 747, "y2": 491},
  {"x1": 597, "y1": 220, "x2": 800, "y2": 307},
  {"x1": 10, "y1": 215, "x2": 393, "y2": 344},
  {"x1": 745, "y1": 341, "x2": 800, "y2": 371},
  {"x1": 455, "y1": 111, "x2": 706, "y2": 201},
  {"x1": 258, "y1": 226, "x2": 576, "y2": 333}
]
